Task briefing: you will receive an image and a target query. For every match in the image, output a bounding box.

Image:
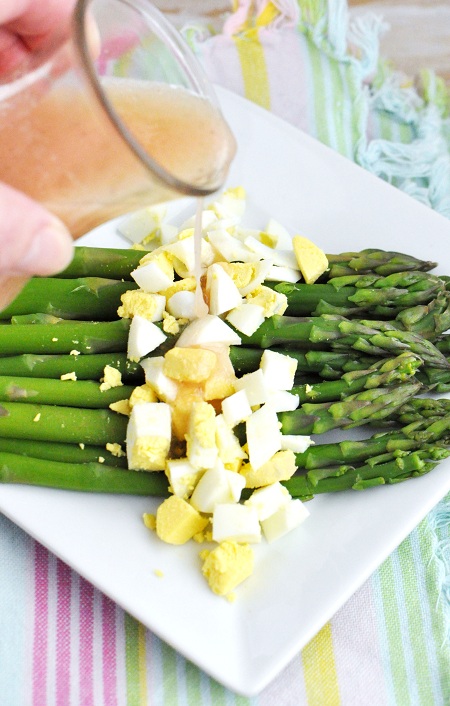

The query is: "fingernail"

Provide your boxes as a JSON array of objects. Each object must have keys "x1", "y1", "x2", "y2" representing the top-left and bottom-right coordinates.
[{"x1": 20, "y1": 221, "x2": 74, "y2": 275}]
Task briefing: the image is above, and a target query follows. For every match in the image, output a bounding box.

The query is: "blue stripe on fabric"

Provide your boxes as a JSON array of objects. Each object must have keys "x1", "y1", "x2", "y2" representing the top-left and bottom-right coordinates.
[{"x1": 0, "y1": 514, "x2": 34, "y2": 706}]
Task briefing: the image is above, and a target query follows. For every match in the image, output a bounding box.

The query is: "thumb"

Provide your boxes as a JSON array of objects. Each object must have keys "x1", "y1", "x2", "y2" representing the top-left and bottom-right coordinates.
[{"x1": 0, "y1": 182, "x2": 74, "y2": 277}]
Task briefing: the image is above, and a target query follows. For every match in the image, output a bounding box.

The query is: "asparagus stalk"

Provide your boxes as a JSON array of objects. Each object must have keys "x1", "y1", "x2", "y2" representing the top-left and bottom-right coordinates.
[
  {"x1": 0, "y1": 319, "x2": 130, "y2": 355},
  {"x1": 285, "y1": 446, "x2": 448, "y2": 500},
  {"x1": 278, "y1": 381, "x2": 422, "y2": 435},
  {"x1": 57, "y1": 246, "x2": 143, "y2": 280},
  {"x1": 55, "y1": 246, "x2": 437, "y2": 281},
  {"x1": 0, "y1": 277, "x2": 138, "y2": 321},
  {"x1": 393, "y1": 292, "x2": 450, "y2": 340},
  {"x1": 295, "y1": 417, "x2": 450, "y2": 469},
  {"x1": 236, "y1": 314, "x2": 450, "y2": 369},
  {"x1": 0, "y1": 376, "x2": 134, "y2": 408},
  {"x1": 0, "y1": 437, "x2": 128, "y2": 467},
  {"x1": 291, "y1": 353, "x2": 421, "y2": 404},
  {"x1": 0, "y1": 353, "x2": 142, "y2": 382},
  {"x1": 276, "y1": 271, "x2": 445, "y2": 317},
  {"x1": 0, "y1": 452, "x2": 169, "y2": 495},
  {"x1": 323, "y1": 249, "x2": 437, "y2": 278},
  {"x1": 0, "y1": 402, "x2": 127, "y2": 445}
]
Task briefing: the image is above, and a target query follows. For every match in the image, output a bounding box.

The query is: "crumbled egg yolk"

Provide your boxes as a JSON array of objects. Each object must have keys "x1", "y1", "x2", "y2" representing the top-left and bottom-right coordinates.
[
  {"x1": 118, "y1": 187, "x2": 318, "y2": 597},
  {"x1": 100, "y1": 365, "x2": 123, "y2": 391},
  {"x1": 200, "y1": 541, "x2": 254, "y2": 597},
  {"x1": 61, "y1": 371, "x2": 77, "y2": 381},
  {"x1": 118, "y1": 289, "x2": 164, "y2": 321},
  {"x1": 106, "y1": 442, "x2": 126, "y2": 458}
]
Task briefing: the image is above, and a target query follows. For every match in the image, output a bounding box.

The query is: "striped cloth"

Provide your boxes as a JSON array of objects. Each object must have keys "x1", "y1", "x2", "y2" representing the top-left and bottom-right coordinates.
[{"x1": 1, "y1": 1, "x2": 450, "y2": 704}]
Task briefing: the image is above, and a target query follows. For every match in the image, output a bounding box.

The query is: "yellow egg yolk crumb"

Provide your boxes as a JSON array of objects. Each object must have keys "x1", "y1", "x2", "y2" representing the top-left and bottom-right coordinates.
[
  {"x1": 118, "y1": 290, "x2": 162, "y2": 321},
  {"x1": 109, "y1": 399, "x2": 131, "y2": 416},
  {"x1": 100, "y1": 365, "x2": 123, "y2": 391},
  {"x1": 129, "y1": 384, "x2": 157, "y2": 408},
  {"x1": 163, "y1": 347, "x2": 217, "y2": 383},
  {"x1": 200, "y1": 541, "x2": 254, "y2": 596},
  {"x1": 156, "y1": 495, "x2": 208, "y2": 545}
]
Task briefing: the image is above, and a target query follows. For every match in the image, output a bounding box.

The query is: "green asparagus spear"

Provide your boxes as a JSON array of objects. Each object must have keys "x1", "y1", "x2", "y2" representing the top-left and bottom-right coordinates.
[
  {"x1": 393, "y1": 292, "x2": 450, "y2": 340},
  {"x1": 0, "y1": 376, "x2": 134, "y2": 408},
  {"x1": 285, "y1": 446, "x2": 448, "y2": 499},
  {"x1": 0, "y1": 437, "x2": 128, "y2": 467},
  {"x1": 295, "y1": 417, "x2": 450, "y2": 469},
  {"x1": 0, "y1": 277, "x2": 138, "y2": 321},
  {"x1": 276, "y1": 271, "x2": 445, "y2": 317},
  {"x1": 323, "y1": 249, "x2": 437, "y2": 278},
  {"x1": 0, "y1": 402, "x2": 127, "y2": 445},
  {"x1": 57, "y1": 247, "x2": 144, "y2": 280},
  {"x1": 0, "y1": 319, "x2": 130, "y2": 355},
  {"x1": 291, "y1": 353, "x2": 421, "y2": 404},
  {"x1": 278, "y1": 381, "x2": 422, "y2": 435},
  {"x1": 0, "y1": 452, "x2": 169, "y2": 495},
  {"x1": 236, "y1": 314, "x2": 450, "y2": 369},
  {"x1": 0, "y1": 353, "x2": 142, "y2": 382},
  {"x1": 56, "y1": 246, "x2": 437, "y2": 281}
]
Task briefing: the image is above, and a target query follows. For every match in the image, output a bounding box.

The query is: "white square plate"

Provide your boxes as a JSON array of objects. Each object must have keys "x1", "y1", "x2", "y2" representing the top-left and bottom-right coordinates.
[{"x1": 1, "y1": 87, "x2": 450, "y2": 697}]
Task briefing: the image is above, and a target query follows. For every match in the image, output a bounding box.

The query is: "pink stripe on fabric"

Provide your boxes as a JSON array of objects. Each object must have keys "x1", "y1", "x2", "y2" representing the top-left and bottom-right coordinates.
[
  {"x1": 32, "y1": 543, "x2": 49, "y2": 706},
  {"x1": 56, "y1": 560, "x2": 72, "y2": 706},
  {"x1": 102, "y1": 595, "x2": 118, "y2": 706},
  {"x1": 79, "y1": 578, "x2": 95, "y2": 706}
]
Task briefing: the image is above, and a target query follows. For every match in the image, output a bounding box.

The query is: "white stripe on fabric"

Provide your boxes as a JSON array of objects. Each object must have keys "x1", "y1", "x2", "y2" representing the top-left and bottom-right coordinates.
[
  {"x1": 92, "y1": 587, "x2": 104, "y2": 706},
  {"x1": 46, "y1": 553, "x2": 58, "y2": 706},
  {"x1": 332, "y1": 579, "x2": 388, "y2": 705},
  {"x1": 0, "y1": 516, "x2": 34, "y2": 706}
]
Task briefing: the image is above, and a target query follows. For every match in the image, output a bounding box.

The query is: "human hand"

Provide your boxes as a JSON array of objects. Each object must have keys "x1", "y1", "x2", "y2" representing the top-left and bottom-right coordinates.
[{"x1": 0, "y1": 0, "x2": 77, "y2": 310}]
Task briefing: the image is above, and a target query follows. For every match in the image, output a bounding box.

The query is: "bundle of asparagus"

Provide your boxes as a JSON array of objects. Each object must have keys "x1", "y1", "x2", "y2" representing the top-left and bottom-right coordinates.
[{"x1": 0, "y1": 240, "x2": 450, "y2": 503}]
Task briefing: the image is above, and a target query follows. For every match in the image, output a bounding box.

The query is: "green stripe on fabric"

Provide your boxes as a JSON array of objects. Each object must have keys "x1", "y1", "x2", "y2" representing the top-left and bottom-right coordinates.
[
  {"x1": 208, "y1": 677, "x2": 228, "y2": 705},
  {"x1": 306, "y1": 37, "x2": 331, "y2": 146},
  {"x1": 419, "y1": 514, "x2": 450, "y2": 698},
  {"x1": 397, "y1": 535, "x2": 435, "y2": 705},
  {"x1": 125, "y1": 614, "x2": 142, "y2": 706},
  {"x1": 233, "y1": 29, "x2": 270, "y2": 110},
  {"x1": 185, "y1": 660, "x2": 203, "y2": 706},
  {"x1": 378, "y1": 555, "x2": 410, "y2": 706},
  {"x1": 160, "y1": 639, "x2": 179, "y2": 705}
]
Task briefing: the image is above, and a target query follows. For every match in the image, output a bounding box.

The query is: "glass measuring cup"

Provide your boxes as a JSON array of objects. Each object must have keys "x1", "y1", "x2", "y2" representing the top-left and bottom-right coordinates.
[{"x1": 0, "y1": 0, "x2": 236, "y2": 239}]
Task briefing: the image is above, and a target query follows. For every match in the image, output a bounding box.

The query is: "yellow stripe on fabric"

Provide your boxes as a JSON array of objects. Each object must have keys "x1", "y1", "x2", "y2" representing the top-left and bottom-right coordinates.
[
  {"x1": 302, "y1": 622, "x2": 341, "y2": 706},
  {"x1": 256, "y1": 2, "x2": 279, "y2": 27},
  {"x1": 125, "y1": 615, "x2": 148, "y2": 706},
  {"x1": 233, "y1": 29, "x2": 271, "y2": 110}
]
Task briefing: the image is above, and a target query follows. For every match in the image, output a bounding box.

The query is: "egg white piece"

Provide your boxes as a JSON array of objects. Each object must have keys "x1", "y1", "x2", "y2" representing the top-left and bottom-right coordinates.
[
  {"x1": 131, "y1": 262, "x2": 173, "y2": 293},
  {"x1": 244, "y1": 482, "x2": 291, "y2": 521},
  {"x1": 127, "y1": 316, "x2": 167, "y2": 361},
  {"x1": 266, "y1": 390, "x2": 299, "y2": 413},
  {"x1": 261, "y1": 499, "x2": 310, "y2": 542},
  {"x1": 221, "y1": 389, "x2": 253, "y2": 428},
  {"x1": 165, "y1": 458, "x2": 200, "y2": 499},
  {"x1": 166, "y1": 290, "x2": 197, "y2": 320},
  {"x1": 176, "y1": 314, "x2": 241, "y2": 348},
  {"x1": 206, "y1": 263, "x2": 243, "y2": 315},
  {"x1": 280, "y1": 435, "x2": 314, "y2": 453},
  {"x1": 265, "y1": 264, "x2": 301, "y2": 283},
  {"x1": 126, "y1": 401, "x2": 171, "y2": 470},
  {"x1": 260, "y1": 349, "x2": 298, "y2": 391},
  {"x1": 140, "y1": 356, "x2": 178, "y2": 403},
  {"x1": 265, "y1": 218, "x2": 295, "y2": 250},
  {"x1": 226, "y1": 303, "x2": 265, "y2": 336},
  {"x1": 234, "y1": 369, "x2": 270, "y2": 407},
  {"x1": 246, "y1": 404, "x2": 282, "y2": 471},
  {"x1": 190, "y1": 465, "x2": 236, "y2": 514},
  {"x1": 212, "y1": 504, "x2": 261, "y2": 544},
  {"x1": 117, "y1": 204, "x2": 166, "y2": 244}
]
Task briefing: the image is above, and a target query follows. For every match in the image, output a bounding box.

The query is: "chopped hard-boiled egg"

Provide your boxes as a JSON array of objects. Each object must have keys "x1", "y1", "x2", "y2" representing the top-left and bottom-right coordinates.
[
  {"x1": 186, "y1": 401, "x2": 218, "y2": 471},
  {"x1": 292, "y1": 235, "x2": 328, "y2": 284},
  {"x1": 117, "y1": 203, "x2": 167, "y2": 244},
  {"x1": 212, "y1": 503, "x2": 261, "y2": 543},
  {"x1": 176, "y1": 315, "x2": 241, "y2": 348},
  {"x1": 206, "y1": 263, "x2": 243, "y2": 315},
  {"x1": 200, "y1": 541, "x2": 254, "y2": 596},
  {"x1": 260, "y1": 349, "x2": 298, "y2": 391},
  {"x1": 261, "y1": 499, "x2": 310, "y2": 542},
  {"x1": 127, "y1": 316, "x2": 167, "y2": 361},
  {"x1": 126, "y1": 402, "x2": 171, "y2": 471},
  {"x1": 119, "y1": 188, "x2": 322, "y2": 597},
  {"x1": 156, "y1": 495, "x2": 209, "y2": 544},
  {"x1": 118, "y1": 290, "x2": 166, "y2": 322},
  {"x1": 226, "y1": 303, "x2": 265, "y2": 336},
  {"x1": 245, "y1": 403, "x2": 282, "y2": 471}
]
